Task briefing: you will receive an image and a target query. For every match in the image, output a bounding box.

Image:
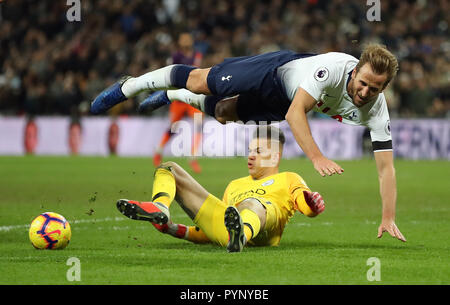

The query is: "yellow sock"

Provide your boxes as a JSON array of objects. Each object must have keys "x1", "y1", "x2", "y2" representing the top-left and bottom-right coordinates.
[
  {"x1": 187, "y1": 226, "x2": 211, "y2": 244},
  {"x1": 151, "y1": 167, "x2": 176, "y2": 208},
  {"x1": 240, "y1": 209, "x2": 261, "y2": 241}
]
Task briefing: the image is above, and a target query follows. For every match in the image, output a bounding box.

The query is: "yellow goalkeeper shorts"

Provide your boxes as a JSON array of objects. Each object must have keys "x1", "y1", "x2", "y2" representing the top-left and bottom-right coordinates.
[{"x1": 193, "y1": 194, "x2": 286, "y2": 247}]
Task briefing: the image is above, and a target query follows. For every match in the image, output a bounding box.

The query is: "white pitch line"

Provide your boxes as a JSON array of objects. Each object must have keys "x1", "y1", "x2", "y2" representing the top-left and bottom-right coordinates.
[
  {"x1": 0, "y1": 216, "x2": 127, "y2": 233},
  {"x1": 0, "y1": 213, "x2": 191, "y2": 233},
  {"x1": 0, "y1": 223, "x2": 29, "y2": 232}
]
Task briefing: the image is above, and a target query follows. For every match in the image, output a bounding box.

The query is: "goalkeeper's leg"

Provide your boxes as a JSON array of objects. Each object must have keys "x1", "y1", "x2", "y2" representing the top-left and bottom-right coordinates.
[
  {"x1": 224, "y1": 198, "x2": 267, "y2": 252},
  {"x1": 151, "y1": 222, "x2": 211, "y2": 244}
]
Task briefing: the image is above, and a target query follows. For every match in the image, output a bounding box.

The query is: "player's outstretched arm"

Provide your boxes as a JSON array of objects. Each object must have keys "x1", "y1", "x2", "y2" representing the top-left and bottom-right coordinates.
[
  {"x1": 374, "y1": 151, "x2": 406, "y2": 242},
  {"x1": 303, "y1": 191, "x2": 325, "y2": 216},
  {"x1": 293, "y1": 189, "x2": 325, "y2": 217},
  {"x1": 286, "y1": 88, "x2": 344, "y2": 177}
]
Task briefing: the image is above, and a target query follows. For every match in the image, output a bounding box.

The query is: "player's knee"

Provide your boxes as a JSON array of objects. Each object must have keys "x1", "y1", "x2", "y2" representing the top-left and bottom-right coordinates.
[
  {"x1": 159, "y1": 161, "x2": 177, "y2": 170},
  {"x1": 238, "y1": 198, "x2": 266, "y2": 217},
  {"x1": 160, "y1": 161, "x2": 190, "y2": 187},
  {"x1": 157, "y1": 161, "x2": 178, "y2": 176},
  {"x1": 186, "y1": 68, "x2": 210, "y2": 94}
]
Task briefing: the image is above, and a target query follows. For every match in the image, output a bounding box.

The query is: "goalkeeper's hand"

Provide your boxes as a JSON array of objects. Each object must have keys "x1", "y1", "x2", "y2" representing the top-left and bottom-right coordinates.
[{"x1": 303, "y1": 191, "x2": 325, "y2": 215}]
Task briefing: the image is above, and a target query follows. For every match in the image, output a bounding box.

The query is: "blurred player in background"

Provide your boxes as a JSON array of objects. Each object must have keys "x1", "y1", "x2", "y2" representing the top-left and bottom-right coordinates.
[
  {"x1": 152, "y1": 33, "x2": 203, "y2": 173},
  {"x1": 116, "y1": 126, "x2": 325, "y2": 252}
]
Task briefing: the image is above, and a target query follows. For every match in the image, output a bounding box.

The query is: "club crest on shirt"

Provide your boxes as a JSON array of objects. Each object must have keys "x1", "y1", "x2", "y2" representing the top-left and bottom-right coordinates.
[
  {"x1": 314, "y1": 67, "x2": 329, "y2": 82},
  {"x1": 261, "y1": 179, "x2": 274, "y2": 187},
  {"x1": 348, "y1": 111, "x2": 358, "y2": 120}
]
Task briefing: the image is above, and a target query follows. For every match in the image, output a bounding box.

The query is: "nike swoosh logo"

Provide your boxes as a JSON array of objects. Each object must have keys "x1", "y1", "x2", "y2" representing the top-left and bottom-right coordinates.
[{"x1": 43, "y1": 230, "x2": 61, "y2": 237}]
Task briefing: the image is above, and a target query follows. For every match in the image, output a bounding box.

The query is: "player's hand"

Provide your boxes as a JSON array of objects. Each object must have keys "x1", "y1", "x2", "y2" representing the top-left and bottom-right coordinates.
[
  {"x1": 311, "y1": 156, "x2": 344, "y2": 177},
  {"x1": 377, "y1": 220, "x2": 406, "y2": 242},
  {"x1": 303, "y1": 191, "x2": 325, "y2": 215}
]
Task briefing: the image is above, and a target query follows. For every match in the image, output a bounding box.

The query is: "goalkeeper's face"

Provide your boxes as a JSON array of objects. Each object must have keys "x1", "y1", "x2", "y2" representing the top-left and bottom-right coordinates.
[{"x1": 247, "y1": 138, "x2": 282, "y2": 178}]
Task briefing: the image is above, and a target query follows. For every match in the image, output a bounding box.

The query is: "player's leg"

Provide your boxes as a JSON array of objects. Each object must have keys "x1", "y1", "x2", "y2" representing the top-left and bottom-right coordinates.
[
  {"x1": 151, "y1": 161, "x2": 228, "y2": 244},
  {"x1": 165, "y1": 161, "x2": 245, "y2": 247},
  {"x1": 125, "y1": 67, "x2": 212, "y2": 98},
  {"x1": 224, "y1": 197, "x2": 267, "y2": 252},
  {"x1": 93, "y1": 50, "x2": 300, "y2": 115},
  {"x1": 142, "y1": 160, "x2": 210, "y2": 243},
  {"x1": 162, "y1": 161, "x2": 209, "y2": 218},
  {"x1": 153, "y1": 102, "x2": 186, "y2": 166},
  {"x1": 187, "y1": 109, "x2": 203, "y2": 173},
  {"x1": 141, "y1": 90, "x2": 284, "y2": 125},
  {"x1": 151, "y1": 222, "x2": 211, "y2": 244},
  {"x1": 116, "y1": 163, "x2": 177, "y2": 225},
  {"x1": 139, "y1": 88, "x2": 210, "y2": 114},
  {"x1": 90, "y1": 65, "x2": 212, "y2": 114},
  {"x1": 137, "y1": 53, "x2": 275, "y2": 118},
  {"x1": 117, "y1": 161, "x2": 210, "y2": 220},
  {"x1": 140, "y1": 90, "x2": 240, "y2": 124},
  {"x1": 115, "y1": 161, "x2": 223, "y2": 245},
  {"x1": 237, "y1": 198, "x2": 267, "y2": 238}
]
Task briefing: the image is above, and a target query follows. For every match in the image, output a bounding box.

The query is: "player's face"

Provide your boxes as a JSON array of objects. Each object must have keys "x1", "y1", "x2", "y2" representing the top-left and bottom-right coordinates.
[
  {"x1": 247, "y1": 138, "x2": 280, "y2": 178},
  {"x1": 350, "y1": 63, "x2": 387, "y2": 107}
]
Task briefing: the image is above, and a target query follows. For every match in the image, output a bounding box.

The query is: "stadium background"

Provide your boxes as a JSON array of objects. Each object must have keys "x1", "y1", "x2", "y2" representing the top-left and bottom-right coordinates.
[
  {"x1": 0, "y1": 0, "x2": 448, "y2": 118},
  {"x1": 0, "y1": 0, "x2": 449, "y2": 286},
  {"x1": 0, "y1": 0, "x2": 449, "y2": 159}
]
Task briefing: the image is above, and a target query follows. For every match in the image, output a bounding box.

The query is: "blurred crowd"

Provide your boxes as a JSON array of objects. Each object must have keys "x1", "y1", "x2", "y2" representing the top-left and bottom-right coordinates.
[{"x1": 0, "y1": 0, "x2": 448, "y2": 118}]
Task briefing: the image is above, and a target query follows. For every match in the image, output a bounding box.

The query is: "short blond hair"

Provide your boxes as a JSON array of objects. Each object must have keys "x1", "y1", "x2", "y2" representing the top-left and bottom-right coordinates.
[
  {"x1": 252, "y1": 125, "x2": 285, "y2": 146},
  {"x1": 356, "y1": 44, "x2": 399, "y2": 88}
]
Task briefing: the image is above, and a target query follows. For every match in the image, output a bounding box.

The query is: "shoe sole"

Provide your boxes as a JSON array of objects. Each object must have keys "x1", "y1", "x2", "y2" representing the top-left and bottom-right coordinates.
[
  {"x1": 224, "y1": 206, "x2": 245, "y2": 253},
  {"x1": 116, "y1": 199, "x2": 168, "y2": 225}
]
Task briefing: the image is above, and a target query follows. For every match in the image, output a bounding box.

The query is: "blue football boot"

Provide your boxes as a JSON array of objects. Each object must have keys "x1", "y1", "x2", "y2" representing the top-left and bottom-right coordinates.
[
  {"x1": 90, "y1": 76, "x2": 131, "y2": 114},
  {"x1": 138, "y1": 90, "x2": 171, "y2": 113}
]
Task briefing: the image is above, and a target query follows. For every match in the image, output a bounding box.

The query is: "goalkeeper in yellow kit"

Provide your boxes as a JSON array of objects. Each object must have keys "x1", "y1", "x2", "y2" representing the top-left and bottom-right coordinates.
[{"x1": 116, "y1": 126, "x2": 325, "y2": 252}]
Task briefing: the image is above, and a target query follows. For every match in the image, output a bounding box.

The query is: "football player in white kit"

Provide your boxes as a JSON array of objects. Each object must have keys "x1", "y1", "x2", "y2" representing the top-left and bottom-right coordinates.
[{"x1": 91, "y1": 43, "x2": 406, "y2": 242}]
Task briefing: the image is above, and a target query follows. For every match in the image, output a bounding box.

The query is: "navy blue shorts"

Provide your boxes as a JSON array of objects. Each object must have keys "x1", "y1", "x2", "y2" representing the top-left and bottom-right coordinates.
[{"x1": 206, "y1": 50, "x2": 316, "y2": 123}]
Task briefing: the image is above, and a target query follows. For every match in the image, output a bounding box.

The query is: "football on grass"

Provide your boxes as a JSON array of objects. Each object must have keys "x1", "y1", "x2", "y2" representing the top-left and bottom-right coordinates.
[{"x1": 29, "y1": 212, "x2": 71, "y2": 249}]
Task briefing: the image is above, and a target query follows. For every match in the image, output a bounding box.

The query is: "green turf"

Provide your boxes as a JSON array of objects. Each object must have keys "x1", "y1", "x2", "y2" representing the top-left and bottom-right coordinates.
[{"x1": 0, "y1": 156, "x2": 449, "y2": 285}]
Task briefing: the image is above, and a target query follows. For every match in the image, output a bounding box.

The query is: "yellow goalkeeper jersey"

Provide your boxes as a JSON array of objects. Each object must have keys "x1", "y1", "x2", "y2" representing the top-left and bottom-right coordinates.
[{"x1": 222, "y1": 171, "x2": 315, "y2": 224}]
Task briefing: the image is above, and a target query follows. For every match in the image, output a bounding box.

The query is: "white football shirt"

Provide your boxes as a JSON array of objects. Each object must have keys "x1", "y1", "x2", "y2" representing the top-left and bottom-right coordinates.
[{"x1": 277, "y1": 52, "x2": 392, "y2": 151}]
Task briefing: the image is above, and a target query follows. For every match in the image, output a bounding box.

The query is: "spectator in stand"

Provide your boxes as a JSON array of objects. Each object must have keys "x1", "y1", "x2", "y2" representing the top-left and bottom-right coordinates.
[
  {"x1": 152, "y1": 32, "x2": 204, "y2": 173},
  {"x1": 0, "y1": 0, "x2": 447, "y2": 118}
]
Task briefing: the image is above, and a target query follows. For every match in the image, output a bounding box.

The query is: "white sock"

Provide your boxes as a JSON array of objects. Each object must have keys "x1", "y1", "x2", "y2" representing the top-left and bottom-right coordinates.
[
  {"x1": 167, "y1": 223, "x2": 189, "y2": 239},
  {"x1": 121, "y1": 65, "x2": 177, "y2": 98},
  {"x1": 166, "y1": 89, "x2": 206, "y2": 112}
]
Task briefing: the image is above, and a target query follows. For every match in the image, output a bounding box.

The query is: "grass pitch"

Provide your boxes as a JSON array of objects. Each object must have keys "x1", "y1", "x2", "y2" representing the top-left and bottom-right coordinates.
[{"x1": 0, "y1": 156, "x2": 449, "y2": 285}]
